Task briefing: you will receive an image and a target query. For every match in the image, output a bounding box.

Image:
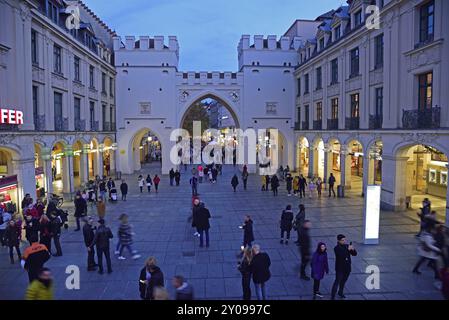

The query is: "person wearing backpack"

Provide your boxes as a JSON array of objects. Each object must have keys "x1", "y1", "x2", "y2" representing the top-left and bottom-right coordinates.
[
  {"x1": 145, "y1": 174, "x2": 153, "y2": 193},
  {"x1": 90, "y1": 219, "x2": 113, "y2": 274}
]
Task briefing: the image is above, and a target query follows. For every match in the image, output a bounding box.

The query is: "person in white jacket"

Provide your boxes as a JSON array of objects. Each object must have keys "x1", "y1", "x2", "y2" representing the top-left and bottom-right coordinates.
[{"x1": 413, "y1": 226, "x2": 441, "y2": 279}]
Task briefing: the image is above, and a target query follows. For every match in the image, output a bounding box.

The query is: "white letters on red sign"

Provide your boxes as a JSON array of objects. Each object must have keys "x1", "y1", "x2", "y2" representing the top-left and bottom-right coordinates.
[{"x1": 0, "y1": 109, "x2": 23, "y2": 125}]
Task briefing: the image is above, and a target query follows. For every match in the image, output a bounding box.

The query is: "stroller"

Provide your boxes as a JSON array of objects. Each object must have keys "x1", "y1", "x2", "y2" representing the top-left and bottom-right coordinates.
[{"x1": 109, "y1": 187, "x2": 118, "y2": 202}]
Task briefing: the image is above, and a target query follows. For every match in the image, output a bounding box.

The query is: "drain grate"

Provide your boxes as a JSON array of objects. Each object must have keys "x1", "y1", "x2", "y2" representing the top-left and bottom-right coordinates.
[{"x1": 182, "y1": 251, "x2": 195, "y2": 257}]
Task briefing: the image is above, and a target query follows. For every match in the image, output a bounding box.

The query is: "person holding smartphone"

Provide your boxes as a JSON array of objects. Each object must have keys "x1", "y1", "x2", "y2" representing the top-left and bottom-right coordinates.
[{"x1": 331, "y1": 234, "x2": 357, "y2": 300}]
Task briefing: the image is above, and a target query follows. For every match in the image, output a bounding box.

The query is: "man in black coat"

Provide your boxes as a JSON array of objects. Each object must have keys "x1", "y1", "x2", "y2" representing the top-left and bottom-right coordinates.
[
  {"x1": 299, "y1": 220, "x2": 312, "y2": 280},
  {"x1": 83, "y1": 216, "x2": 97, "y2": 271},
  {"x1": 120, "y1": 180, "x2": 128, "y2": 201},
  {"x1": 298, "y1": 175, "x2": 307, "y2": 198},
  {"x1": 90, "y1": 219, "x2": 113, "y2": 274},
  {"x1": 271, "y1": 175, "x2": 279, "y2": 196},
  {"x1": 49, "y1": 212, "x2": 63, "y2": 257},
  {"x1": 169, "y1": 169, "x2": 175, "y2": 186},
  {"x1": 191, "y1": 199, "x2": 211, "y2": 248},
  {"x1": 241, "y1": 215, "x2": 254, "y2": 248},
  {"x1": 250, "y1": 244, "x2": 271, "y2": 300},
  {"x1": 172, "y1": 275, "x2": 194, "y2": 300},
  {"x1": 328, "y1": 173, "x2": 336, "y2": 197},
  {"x1": 280, "y1": 205, "x2": 294, "y2": 244},
  {"x1": 331, "y1": 234, "x2": 357, "y2": 299},
  {"x1": 74, "y1": 193, "x2": 87, "y2": 231}
]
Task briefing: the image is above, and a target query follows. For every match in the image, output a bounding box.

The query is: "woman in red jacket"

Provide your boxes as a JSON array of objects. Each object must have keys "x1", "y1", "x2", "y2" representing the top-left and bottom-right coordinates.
[{"x1": 153, "y1": 175, "x2": 161, "y2": 193}]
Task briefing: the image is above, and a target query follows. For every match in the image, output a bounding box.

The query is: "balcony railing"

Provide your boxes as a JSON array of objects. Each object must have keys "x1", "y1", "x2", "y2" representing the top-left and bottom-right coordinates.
[
  {"x1": 103, "y1": 122, "x2": 111, "y2": 131},
  {"x1": 327, "y1": 118, "x2": 338, "y2": 130},
  {"x1": 402, "y1": 107, "x2": 441, "y2": 129},
  {"x1": 345, "y1": 117, "x2": 360, "y2": 130},
  {"x1": 111, "y1": 123, "x2": 116, "y2": 131},
  {"x1": 313, "y1": 120, "x2": 322, "y2": 130},
  {"x1": 54, "y1": 116, "x2": 63, "y2": 131},
  {"x1": 369, "y1": 114, "x2": 383, "y2": 129},
  {"x1": 0, "y1": 124, "x2": 19, "y2": 131},
  {"x1": 294, "y1": 122, "x2": 301, "y2": 130},
  {"x1": 74, "y1": 118, "x2": 82, "y2": 131},
  {"x1": 302, "y1": 121, "x2": 309, "y2": 130}
]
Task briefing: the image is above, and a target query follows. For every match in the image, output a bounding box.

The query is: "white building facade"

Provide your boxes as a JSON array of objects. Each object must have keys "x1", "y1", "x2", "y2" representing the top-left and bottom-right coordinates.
[
  {"x1": 294, "y1": 0, "x2": 449, "y2": 221},
  {"x1": 0, "y1": 0, "x2": 117, "y2": 208}
]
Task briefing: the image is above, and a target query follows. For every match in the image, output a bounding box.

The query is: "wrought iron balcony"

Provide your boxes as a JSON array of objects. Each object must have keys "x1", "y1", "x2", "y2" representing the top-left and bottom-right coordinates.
[
  {"x1": 294, "y1": 122, "x2": 301, "y2": 130},
  {"x1": 103, "y1": 122, "x2": 111, "y2": 132},
  {"x1": 54, "y1": 116, "x2": 63, "y2": 131},
  {"x1": 313, "y1": 120, "x2": 322, "y2": 130},
  {"x1": 402, "y1": 107, "x2": 441, "y2": 129},
  {"x1": 74, "y1": 118, "x2": 82, "y2": 131},
  {"x1": 345, "y1": 117, "x2": 360, "y2": 130},
  {"x1": 369, "y1": 114, "x2": 383, "y2": 129},
  {"x1": 327, "y1": 118, "x2": 338, "y2": 130},
  {"x1": 0, "y1": 124, "x2": 19, "y2": 131},
  {"x1": 302, "y1": 121, "x2": 309, "y2": 130}
]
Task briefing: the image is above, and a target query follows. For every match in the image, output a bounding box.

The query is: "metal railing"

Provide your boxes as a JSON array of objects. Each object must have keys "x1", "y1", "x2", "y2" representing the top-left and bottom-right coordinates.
[{"x1": 402, "y1": 107, "x2": 441, "y2": 129}]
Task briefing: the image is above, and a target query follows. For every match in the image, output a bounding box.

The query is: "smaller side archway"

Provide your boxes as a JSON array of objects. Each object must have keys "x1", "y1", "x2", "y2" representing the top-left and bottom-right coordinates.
[
  {"x1": 296, "y1": 137, "x2": 309, "y2": 176},
  {"x1": 342, "y1": 139, "x2": 364, "y2": 194}
]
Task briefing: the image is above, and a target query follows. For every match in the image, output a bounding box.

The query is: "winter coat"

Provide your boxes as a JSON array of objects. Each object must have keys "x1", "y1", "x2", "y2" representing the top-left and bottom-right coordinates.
[
  {"x1": 146, "y1": 176, "x2": 152, "y2": 186},
  {"x1": 118, "y1": 223, "x2": 133, "y2": 246},
  {"x1": 328, "y1": 175, "x2": 336, "y2": 185},
  {"x1": 22, "y1": 242, "x2": 51, "y2": 274},
  {"x1": 293, "y1": 177, "x2": 299, "y2": 190},
  {"x1": 4, "y1": 224, "x2": 20, "y2": 247},
  {"x1": 83, "y1": 224, "x2": 95, "y2": 247},
  {"x1": 417, "y1": 231, "x2": 441, "y2": 260},
  {"x1": 280, "y1": 210, "x2": 294, "y2": 230},
  {"x1": 120, "y1": 183, "x2": 128, "y2": 195},
  {"x1": 242, "y1": 171, "x2": 249, "y2": 181},
  {"x1": 299, "y1": 177, "x2": 307, "y2": 188},
  {"x1": 25, "y1": 207, "x2": 40, "y2": 219},
  {"x1": 243, "y1": 220, "x2": 254, "y2": 244},
  {"x1": 250, "y1": 252, "x2": 271, "y2": 284},
  {"x1": 138, "y1": 178, "x2": 144, "y2": 187},
  {"x1": 239, "y1": 257, "x2": 252, "y2": 278},
  {"x1": 49, "y1": 216, "x2": 62, "y2": 236},
  {"x1": 299, "y1": 227, "x2": 311, "y2": 256},
  {"x1": 286, "y1": 176, "x2": 293, "y2": 190},
  {"x1": 25, "y1": 218, "x2": 40, "y2": 241},
  {"x1": 293, "y1": 210, "x2": 306, "y2": 230},
  {"x1": 311, "y1": 246, "x2": 329, "y2": 280},
  {"x1": 271, "y1": 176, "x2": 279, "y2": 188},
  {"x1": 169, "y1": 170, "x2": 175, "y2": 179},
  {"x1": 25, "y1": 280, "x2": 54, "y2": 300},
  {"x1": 74, "y1": 198, "x2": 87, "y2": 218},
  {"x1": 231, "y1": 176, "x2": 239, "y2": 187},
  {"x1": 192, "y1": 205, "x2": 211, "y2": 230},
  {"x1": 139, "y1": 266, "x2": 164, "y2": 300},
  {"x1": 334, "y1": 243, "x2": 357, "y2": 273},
  {"x1": 99, "y1": 182, "x2": 106, "y2": 192},
  {"x1": 107, "y1": 180, "x2": 115, "y2": 190},
  {"x1": 0, "y1": 212, "x2": 11, "y2": 230},
  {"x1": 92, "y1": 225, "x2": 113, "y2": 249},
  {"x1": 153, "y1": 176, "x2": 160, "y2": 185},
  {"x1": 175, "y1": 282, "x2": 194, "y2": 300}
]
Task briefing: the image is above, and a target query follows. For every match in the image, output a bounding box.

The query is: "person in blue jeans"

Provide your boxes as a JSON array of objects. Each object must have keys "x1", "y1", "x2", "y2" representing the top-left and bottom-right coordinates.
[{"x1": 249, "y1": 244, "x2": 271, "y2": 300}]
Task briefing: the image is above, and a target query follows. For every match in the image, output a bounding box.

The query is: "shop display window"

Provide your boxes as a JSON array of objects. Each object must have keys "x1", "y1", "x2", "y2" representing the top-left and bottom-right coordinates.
[
  {"x1": 441, "y1": 171, "x2": 448, "y2": 186},
  {"x1": 429, "y1": 168, "x2": 437, "y2": 183}
]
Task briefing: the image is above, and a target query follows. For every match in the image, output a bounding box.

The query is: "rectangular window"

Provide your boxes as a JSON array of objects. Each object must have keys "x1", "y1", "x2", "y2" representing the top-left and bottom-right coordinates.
[
  {"x1": 47, "y1": 1, "x2": 58, "y2": 24},
  {"x1": 316, "y1": 102, "x2": 323, "y2": 120},
  {"x1": 33, "y1": 86, "x2": 38, "y2": 128},
  {"x1": 331, "y1": 98, "x2": 339, "y2": 119},
  {"x1": 375, "y1": 87, "x2": 383, "y2": 117},
  {"x1": 418, "y1": 72, "x2": 433, "y2": 110},
  {"x1": 110, "y1": 106, "x2": 115, "y2": 129},
  {"x1": 419, "y1": 1, "x2": 435, "y2": 44},
  {"x1": 74, "y1": 56, "x2": 80, "y2": 81},
  {"x1": 54, "y1": 92, "x2": 63, "y2": 131},
  {"x1": 304, "y1": 105, "x2": 310, "y2": 123},
  {"x1": 89, "y1": 101, "x2": 95, "y2": 130},
  {"x1": 335, "y1": 25, "x2": 341, "y2": 40},
  {"x1": 102, "y1": 104, "x2": 107, "y2": 130},
  {"x1": 297, "y1": 78, "x2": 301, "y2": 97},
  {"x1": 102, "y1": 72, "x2": 106, "y2": 94},
  {"x1": 374, "y1": 34, "x2": 384, "y2": 68},
  {"x1": 89, "y1": 66, "x2": 95, "y2": 88},
  {"x1": 350, "y1": 47, "x2": 360, "y2": 77},
  {"x1": 53, "y1": 45, "x2": 62, "y2": 74},
  {"x1": 110, "y1": 77, "x2": 114, "y2": 97},
  {"x1": 316, "y1": 67, "x2": 322, "y2": 90},
  {"x1": 350, "y1": 93, "x2": 360, "y2": 118},
  {"x1": 74, "y1": 97, "x2": 81, "y2": 130},
  {"x1": 354, "y1": 10, "x2": 362, "y2": 27},
  {"x1": 304, "y1": 74, "x2": 309, "y2": 94},
  {"x1": 31, "y1": 30, "x2": 38, "y2": 65},
  {"x1": 319, "y1": 38, "x2": 325, "y2": 51},
  {"x1": 331, "y1": 58, "x2": 338, "y2": 84},
  {"x1": 297, "y1": 106, "x2": 301, "y2": 124}
]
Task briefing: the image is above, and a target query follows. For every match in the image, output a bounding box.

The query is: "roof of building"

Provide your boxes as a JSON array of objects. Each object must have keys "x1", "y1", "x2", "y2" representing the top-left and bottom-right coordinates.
[{"x1": 66, "y1": 0, "x2": 117, "y2": 36}]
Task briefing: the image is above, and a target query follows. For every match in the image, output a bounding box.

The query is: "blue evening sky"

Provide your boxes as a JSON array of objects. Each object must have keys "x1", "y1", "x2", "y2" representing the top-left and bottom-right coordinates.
[{"x1": 83, "y1": 0, "x2": 345, "y2": 71}]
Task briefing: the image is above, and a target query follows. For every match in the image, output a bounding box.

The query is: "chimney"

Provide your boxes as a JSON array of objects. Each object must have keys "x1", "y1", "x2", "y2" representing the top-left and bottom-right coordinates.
[
  {"x1": 254, "y1": 35, "x2": 263, "y2": 50},
  {"x1": 267, "y1": 35, "x2": 277, "y2": 50},
  {"x1": 154, "y1": 36, "x2": 164, "y2": 50},
  {"x1": 280, "y1": 36, "x2": 290, "y2": 50},
  {"x1": 125, "y1": 36, "x2": 135, "y2": 50},
  {"x1": 139, "y1": 36, "x2": 149, "y2": 50}
]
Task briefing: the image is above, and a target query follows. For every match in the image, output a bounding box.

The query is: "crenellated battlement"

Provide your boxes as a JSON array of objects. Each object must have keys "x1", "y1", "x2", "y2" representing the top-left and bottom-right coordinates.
[
  {"x1": 176, "y1": 71, "x2": 242, "y2": 85},
  {"x1": 113, "y1": 35, "x2": 179, "y2": 52},
  {"x1": 238, "y1": 35, "x2": 303, "y2": 52}
]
